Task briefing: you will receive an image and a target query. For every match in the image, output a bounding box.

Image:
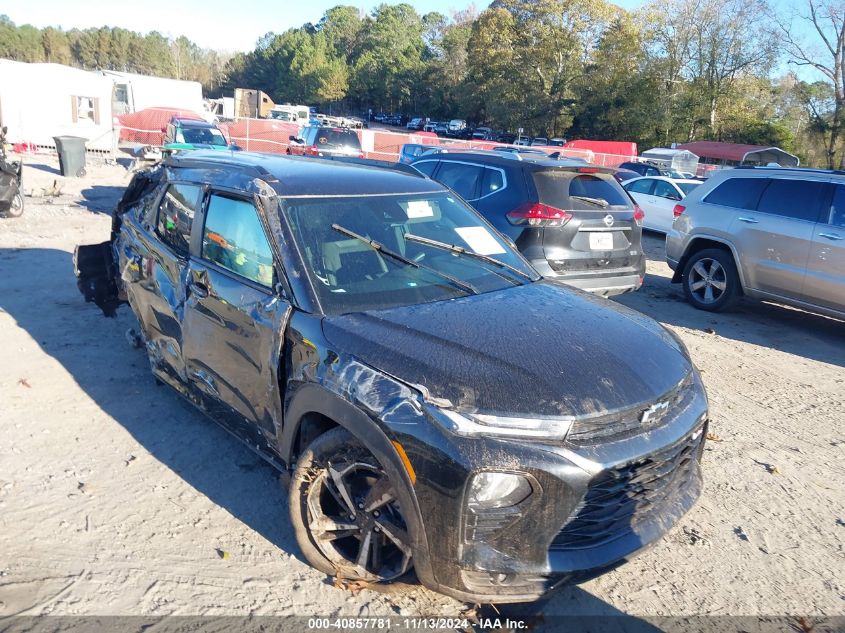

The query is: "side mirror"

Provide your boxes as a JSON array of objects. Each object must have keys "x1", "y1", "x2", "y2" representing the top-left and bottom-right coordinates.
[
  {"x1": 161, "y1": 126, "x2": 167, "y2": 133},
  {"x1": 1, "y1": 126, "x2": 7, "y2": 135},
  {"x1": 229, "y1": 144, "x2": 243, "y2": 151}
]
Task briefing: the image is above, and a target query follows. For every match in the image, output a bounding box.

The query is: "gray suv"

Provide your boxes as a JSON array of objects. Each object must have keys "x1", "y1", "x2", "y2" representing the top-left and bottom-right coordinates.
[
  {"x1": 666, "y1": 167, "x2": 845, "y2": 318},
  {"x1": 412, "y1": 151, "x2": 646, "y2": 296}
]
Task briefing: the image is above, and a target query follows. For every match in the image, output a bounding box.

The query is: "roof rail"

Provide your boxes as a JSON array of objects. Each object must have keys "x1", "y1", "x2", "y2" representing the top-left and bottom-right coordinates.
[
  {"x1": 317, "y1": 155, "x2": 427, "y2": 177},
  {"x1": 164, "y1": 152, "x2": 278, "y2": 182},
  {"x1": 734, "y1": 165, "x2": 845, "y2": 176}
]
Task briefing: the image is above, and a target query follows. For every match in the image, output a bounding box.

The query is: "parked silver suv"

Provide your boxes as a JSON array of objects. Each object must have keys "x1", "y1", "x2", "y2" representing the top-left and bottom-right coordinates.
[{"x1": 666, "y1": 167, "x2": 845, "y2": 318}]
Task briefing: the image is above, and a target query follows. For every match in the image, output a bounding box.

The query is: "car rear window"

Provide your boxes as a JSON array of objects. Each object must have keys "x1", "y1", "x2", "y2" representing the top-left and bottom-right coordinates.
[
  {"x1": 534, "y1": 171, "x2": 630, "y2": 209},
  {"x1": 830, "y1": 184, "x2": 845, "y2": 227},
  {"x1": 756, "y1": 178, "x2": 827, "y2": 222},
  {"x1": 703, "y1": 177, "x2": 768, "y2": 210},
  {"x1": 157, "y1": 183, "x2": 201, "y2": 253},
  {"x1": 677, "y1": 182, "x2": 701, "y2": 195},
  {"x1": 316, "y1": 129, "x2": 361, "y2": 148}
]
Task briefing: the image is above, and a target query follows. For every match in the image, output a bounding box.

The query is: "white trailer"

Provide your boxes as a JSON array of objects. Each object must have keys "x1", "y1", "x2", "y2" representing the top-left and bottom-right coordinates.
[
  {"x1": 0, "y1": 59, "x2": 116, "y2": 151},
  {"x1": 101, "y1": 70, "x2": 205, "y2": 117}
]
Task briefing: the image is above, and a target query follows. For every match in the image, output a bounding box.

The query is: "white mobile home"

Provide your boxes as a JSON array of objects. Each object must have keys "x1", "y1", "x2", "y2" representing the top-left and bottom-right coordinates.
[
  {"x1": 0, "y1": 59, "x2": 116, "y2": 151},
  {"x1": 100, "y1": 70, "x2": 205, "y2": 117}
]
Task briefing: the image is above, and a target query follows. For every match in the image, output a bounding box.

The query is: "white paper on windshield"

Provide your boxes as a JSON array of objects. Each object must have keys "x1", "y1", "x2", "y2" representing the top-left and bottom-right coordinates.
[
  {"x1": 405, "y1": 200, "x2": 434, "y2": 218},
  {"x1": 455, "y1": 226, "x2": 506, "y2": 255}
]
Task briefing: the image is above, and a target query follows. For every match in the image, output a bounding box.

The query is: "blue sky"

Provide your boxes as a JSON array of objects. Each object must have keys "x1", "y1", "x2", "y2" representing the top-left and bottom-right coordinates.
[
  {"x1": 3, "y1": 0, "x2": 658, "y2": 51},
  {"x1": 0, "y1": 0, "x2": 825, "y2": 81}
]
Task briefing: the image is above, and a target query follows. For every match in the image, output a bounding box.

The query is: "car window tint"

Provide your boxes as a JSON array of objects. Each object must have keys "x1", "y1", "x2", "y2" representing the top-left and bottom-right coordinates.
[
  {"x1": 316, "y1": 129, "x2": 361, "y2": 148},
  {"x1": 653, "y1": 180, "x2": 680, "y2": 200},
  {"x1": 677, "y1": 182, "x2": 701, "y2": 196},
  {"x1": 756, "y1": 178, "x2": 827, "y2": 222},
  {"x1": 481, "y1": 168, "x2": 504, "y2": 196},
  {"x1": 563, "y1": 174, "x2": 629, "y2": 208},
  {"x1": 645, "y1": 166, "x2": 661, "y2": 176},
  {"x1": 435, "y1": 162, "x2": 483, "y2": 200},
  {"x1": 625, "y1": 178, "x2": 654, "y2": 194},
  {"x1": 829, "y1": 184, "x2": 845, "y2": 227},
  {"x1": 413, "y1": 160, "x2": 438, "y2": 177},
  {"x1": 202, "y1": 194, "x2": 274, "y2": 287},
  {"x1": 157, "y1": 183, "x2": 201, "y2": 253},
  {"x1": 703, "y1": 177, "x2": 768, "y2": 210}
]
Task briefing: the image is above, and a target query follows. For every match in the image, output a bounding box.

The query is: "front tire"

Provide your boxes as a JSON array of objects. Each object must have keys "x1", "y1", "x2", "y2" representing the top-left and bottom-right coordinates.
[
  {"x1": 6, "y1": 191, "x2": 23, "y2": 218},
  {"x1": 682, "y1": 248, "x2": 740, "y2": 312},
  {"x1": 289, "y1": 427, "x2": 413, "y2": 583}
]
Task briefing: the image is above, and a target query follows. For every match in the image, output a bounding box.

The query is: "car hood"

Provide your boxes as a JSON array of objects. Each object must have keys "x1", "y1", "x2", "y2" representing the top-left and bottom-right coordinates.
[{"x1": 321, "y1": 281, "x2": 692, "y2": 418}]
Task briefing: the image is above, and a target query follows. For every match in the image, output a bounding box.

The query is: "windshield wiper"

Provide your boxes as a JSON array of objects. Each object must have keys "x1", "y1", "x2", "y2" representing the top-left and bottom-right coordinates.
[
  {"x1": 569, "y1": 195, "x2": 609, "y2": 208},
  {"x1": 403, "y1": 233, "x2": 534, "y2": 283},
  {"x1": 330, "y1": 224, "x2": 478, "y2": 295}
]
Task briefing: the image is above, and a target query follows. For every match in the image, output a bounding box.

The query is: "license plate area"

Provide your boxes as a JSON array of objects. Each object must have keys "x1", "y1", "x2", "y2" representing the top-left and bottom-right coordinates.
[{"x1": 589, "y1": 232, "x2": 614, "y2": 250}]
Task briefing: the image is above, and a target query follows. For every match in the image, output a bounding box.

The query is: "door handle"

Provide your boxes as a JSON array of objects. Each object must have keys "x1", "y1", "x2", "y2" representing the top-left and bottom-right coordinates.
[
  {"x1": 737, "y1": 217, "x2": 759, "y2": 224},
  {"x1": 818, "y1": 232, "x2": 843, "y2": 241},
  {"x1": 188, "y1": 281, "x2": 209, "y2": 298}
]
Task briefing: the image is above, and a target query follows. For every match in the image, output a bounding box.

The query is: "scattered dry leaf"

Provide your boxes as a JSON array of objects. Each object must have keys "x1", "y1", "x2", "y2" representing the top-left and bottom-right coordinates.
[
  {"x1": 794, "y1": 616, "x2": 814, "y2": 633},
  {"x1": 703, "y1": 327, "x2": 716, "y2": 335},
  {"x1": 706, "y1": 433, "x2": 723, "y2": 442},
  {"x1": 17, "y1": 378, "x2": 31, "y2": 388},
  {"x1": 215, "y1": 548, "x2": 230, "y2": 560}
]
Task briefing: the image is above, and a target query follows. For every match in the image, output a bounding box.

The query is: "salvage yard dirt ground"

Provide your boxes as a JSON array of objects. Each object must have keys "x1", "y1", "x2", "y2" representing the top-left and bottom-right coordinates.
[{"x1": 1, "y1": 157, "x2": 843, "y2": 621}]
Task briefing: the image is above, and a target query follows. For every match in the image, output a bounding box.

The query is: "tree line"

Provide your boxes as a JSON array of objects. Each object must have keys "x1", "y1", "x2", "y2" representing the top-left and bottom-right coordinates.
[
  {"x1": 0, "y1": 15, "x2": 231, "y2": 93},
  {"x1": 1, "y1": 0, "x2": 842, "y2": 168}
]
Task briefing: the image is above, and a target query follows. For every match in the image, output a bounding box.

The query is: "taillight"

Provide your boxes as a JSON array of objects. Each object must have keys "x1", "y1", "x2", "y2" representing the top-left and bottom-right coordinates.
[
  {"x1": 308, "y1": 146, "x2": 319, "y2": 156},
  {"x1": 506, "y1": 203, "x2": 573, "y2": 227},
  {"x1": 633, "y1": 204, "x2": 645, "y2": 226},
  {"x1": 673, "y1": 204, "x2": 685, "y2": 217},
  {"x1": 578, "y1": 167, "x2": 600, "y2": 173},
  {"x1": 358, "y1": 152, "x2": 365, "y2": 158}
]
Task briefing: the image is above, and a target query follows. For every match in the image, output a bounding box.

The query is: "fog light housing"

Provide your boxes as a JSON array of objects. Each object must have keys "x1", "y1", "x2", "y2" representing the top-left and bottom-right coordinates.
[{"x1": 468, "y1": 472, "x2": 532, "y2": 509}]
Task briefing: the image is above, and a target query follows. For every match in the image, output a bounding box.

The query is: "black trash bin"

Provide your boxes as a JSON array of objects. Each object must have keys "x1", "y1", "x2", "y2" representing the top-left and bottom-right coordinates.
[{"x1": 53, "y1": 136, "x2": 88, "y2": 177}]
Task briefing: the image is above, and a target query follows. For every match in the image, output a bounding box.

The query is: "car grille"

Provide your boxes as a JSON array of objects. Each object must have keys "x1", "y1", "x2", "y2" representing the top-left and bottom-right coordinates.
[
  {"x1": 551, "y1": 427, "x2": 704, "y2": 551},
  {"x1": 566, "y1": 373, "x2": 693, "y2": 445}
]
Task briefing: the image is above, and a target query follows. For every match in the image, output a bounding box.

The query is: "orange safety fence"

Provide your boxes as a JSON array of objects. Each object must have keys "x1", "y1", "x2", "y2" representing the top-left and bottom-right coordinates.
[
  {"x1": 117, "y1": 108, "x2": 205, "y2": 145},
  {"x1": 114, "y1": 110, "x2": 641, "y2": 167}
]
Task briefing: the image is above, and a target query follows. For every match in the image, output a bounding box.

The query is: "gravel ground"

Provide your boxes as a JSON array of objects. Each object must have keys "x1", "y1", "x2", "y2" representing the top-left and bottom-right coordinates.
[{"x1": 0, "y1": 157, "x2": 843, "y2": 625}]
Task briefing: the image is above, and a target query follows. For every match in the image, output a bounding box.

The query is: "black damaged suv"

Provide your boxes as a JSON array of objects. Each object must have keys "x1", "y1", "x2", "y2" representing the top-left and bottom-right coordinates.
[{"x1": 75, "y1": 150, "x2": 707, "y2": 604}]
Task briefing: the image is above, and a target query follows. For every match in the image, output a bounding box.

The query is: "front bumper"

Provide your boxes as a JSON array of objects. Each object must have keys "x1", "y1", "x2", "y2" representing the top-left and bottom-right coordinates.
[{"x1": 392, "y1": 375, "x2": 708, "y2": 604}]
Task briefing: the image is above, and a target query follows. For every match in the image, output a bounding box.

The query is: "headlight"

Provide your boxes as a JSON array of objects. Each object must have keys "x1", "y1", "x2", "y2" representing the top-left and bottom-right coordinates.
[
  {"x1": 468, "y1": 472, "x2": 532, "y2": 509},
  {"x1": 439, "y1": 408, "x2": 572, "y2": 440}
]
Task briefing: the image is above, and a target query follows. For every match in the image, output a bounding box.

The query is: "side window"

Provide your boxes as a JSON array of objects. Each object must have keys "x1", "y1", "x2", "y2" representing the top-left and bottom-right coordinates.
[
  {"x1": 828, "y1": 184, "x2": 845, "y2": 227},
  {"x1": 413, "y1": 160, "x2": 438, "y2": 177},
  {"x1": 756, "y1": 178, "x2": 827, "y2": 222},
  {"x1": 704, "y1": 177, "x2": 768, "y2": 210},
  {"x1": 435, "y1": 161, "x2": 483, "y2": 200},
  {"x1": 625, "y1": 178, "x2": 654, "y2": 195},
  {"x1": 157, "y1": 183, "x2": 201, "y2": 253},
  {"x1": 645, "y1": 166, "x2": 660, "y2": 176},
  {"x1": 653, "y1": 180, "x2": 681, "y2": 200},
  {"x1": 480, "y1": 168, "x2": 505, "y2": 197},
  {"x1": 201, "y1": 194, "x2": 274, "y2": 287}
]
